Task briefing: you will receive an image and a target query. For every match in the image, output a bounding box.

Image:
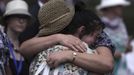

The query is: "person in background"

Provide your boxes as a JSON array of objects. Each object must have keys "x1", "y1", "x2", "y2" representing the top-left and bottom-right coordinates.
[
  {"x1": 96, "y1": 0, "x2": 130, "y2": 75},
  {"x1": 2, "y1": 0, "x2": 31, "y2": 75}
]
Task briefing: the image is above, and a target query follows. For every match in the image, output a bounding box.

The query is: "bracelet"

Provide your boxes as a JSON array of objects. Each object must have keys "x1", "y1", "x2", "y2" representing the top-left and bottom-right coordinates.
[{"x1": 72, "y1": 52, "x2": 77, "y2": 62}]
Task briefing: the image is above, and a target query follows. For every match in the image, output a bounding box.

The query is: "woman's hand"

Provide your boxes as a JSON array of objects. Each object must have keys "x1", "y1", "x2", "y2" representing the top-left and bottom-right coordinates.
[
  {"x1": 46, "y1": 51, "x2": 73, "y2": 68},
  {"x1": 56, "y1": 34, "x2": 86, "y2": 52}
]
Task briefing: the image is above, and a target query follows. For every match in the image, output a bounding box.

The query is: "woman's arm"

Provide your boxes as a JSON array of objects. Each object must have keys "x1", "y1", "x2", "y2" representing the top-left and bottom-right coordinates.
[
  {"x1": 19, "y1": 34, "x2": 86, "y2": 58},
  {"x1": 72, "y1": 46, "x2": 114, "y2": 74},
  {"x1": 19, "y1": 34, "x2": 59, "y2": 58},
  {"x1": 47, "y1": 46, "x2": 114, "y2": 74}
]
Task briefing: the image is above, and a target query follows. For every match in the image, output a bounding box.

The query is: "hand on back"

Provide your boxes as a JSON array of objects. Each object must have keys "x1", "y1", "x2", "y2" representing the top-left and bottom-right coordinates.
[{"x1": 57, "y1": 34, "x2": 86, "y2": 52}]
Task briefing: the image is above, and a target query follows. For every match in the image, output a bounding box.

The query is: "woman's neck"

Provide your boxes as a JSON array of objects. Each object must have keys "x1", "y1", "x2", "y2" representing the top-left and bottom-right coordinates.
[{"x1": 6, "y1": 27, "x2": 20, "y2": 47}]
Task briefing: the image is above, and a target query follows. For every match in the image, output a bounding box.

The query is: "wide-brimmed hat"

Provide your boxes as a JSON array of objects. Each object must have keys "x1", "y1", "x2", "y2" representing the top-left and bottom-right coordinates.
[
  {"x1": 96, "y1": 0, "x2": 130, "y2": 10},
  {"x1": 3, "y1": 0, "x2": 31, "y2": 17},
  {"x1": 37, "y1": 0, "x2": 75, "y2": 36}
]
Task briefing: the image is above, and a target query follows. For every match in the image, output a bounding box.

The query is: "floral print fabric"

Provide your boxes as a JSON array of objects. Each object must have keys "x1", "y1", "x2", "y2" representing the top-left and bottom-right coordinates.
[
  {"x1": 0, "y1": 29, "x2": 10, "y2": 75},
  {"x1": 90, "y1": 31, "x2": 115, "y2": 54},
  {"x1": 29, "y1": 43, "x2": 94, "y2": 75}
]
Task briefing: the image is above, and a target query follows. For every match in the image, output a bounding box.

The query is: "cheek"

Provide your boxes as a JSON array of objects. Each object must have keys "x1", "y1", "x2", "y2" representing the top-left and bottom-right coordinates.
[
  {"x1": 11, "y1": 23, "x2": 27, "y2": 32},
  {"x1": 81, "y1": 36, "x2": 94, "y2": 45},
  {"x1": 20, "y1": 24, "x2": 27, "y2": 29},
  {"x1": 8, "y1": 22, "x2": 18, "y2": 29},
  {"x1": 17, "y1": 24, "x2": 27, "y2": 31}
]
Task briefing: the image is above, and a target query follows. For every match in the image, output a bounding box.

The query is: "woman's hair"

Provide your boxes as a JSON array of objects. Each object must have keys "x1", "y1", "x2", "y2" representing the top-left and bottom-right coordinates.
[{"x1": 60, "y1": 1, "x2": 105, "y2": 36}]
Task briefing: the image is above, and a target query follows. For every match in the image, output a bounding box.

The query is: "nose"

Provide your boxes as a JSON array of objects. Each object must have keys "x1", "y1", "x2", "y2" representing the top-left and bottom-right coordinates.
[{"x1": 19, "y1": 18, "x2": 26, "y2": 24}]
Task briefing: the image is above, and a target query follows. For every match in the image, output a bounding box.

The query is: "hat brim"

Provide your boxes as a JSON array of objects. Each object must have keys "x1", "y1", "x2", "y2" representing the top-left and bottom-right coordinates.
[
  {"x1": 3, "y1": 9, "x2": 31, "y2": 17},
  {"x1": 96, "y1": 1, "x2": 130, "y2": 10}
]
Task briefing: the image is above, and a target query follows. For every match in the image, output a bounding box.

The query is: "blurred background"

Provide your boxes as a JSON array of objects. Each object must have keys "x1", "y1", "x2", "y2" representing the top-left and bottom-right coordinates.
[
  {"x1": 83, "y1": 0, "x2": 134, "y2": 37},
  {"x1": 27, "y1": 0, "x2": 134, "y2": 36},
  {"x1": 0, "y1": 0, "x2": 134, "y2": 36}
]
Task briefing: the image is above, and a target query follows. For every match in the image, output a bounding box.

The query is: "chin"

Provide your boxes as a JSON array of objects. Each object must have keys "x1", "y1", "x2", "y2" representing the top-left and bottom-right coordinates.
[{"x1": 16, "y1": 29, "x2": 24, "y2": 33}]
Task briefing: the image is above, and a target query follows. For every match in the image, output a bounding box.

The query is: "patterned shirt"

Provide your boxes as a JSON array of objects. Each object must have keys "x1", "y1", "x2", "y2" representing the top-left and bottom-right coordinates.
[
  {"x1": 90, "y1": 31, "x2": 115, "y2": 54},
  {"x1": 0, "y1": 30, "x2": 10, "y2": 75},
  {"x1": 30, "y1": 43, "x2": 95, "y2": 75}
]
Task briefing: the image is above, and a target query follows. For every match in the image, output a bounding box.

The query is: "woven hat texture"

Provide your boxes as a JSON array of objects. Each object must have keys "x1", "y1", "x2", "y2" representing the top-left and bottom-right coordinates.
[{"x1": 37, "y1": 0, "x2": 75, "y2": 36}]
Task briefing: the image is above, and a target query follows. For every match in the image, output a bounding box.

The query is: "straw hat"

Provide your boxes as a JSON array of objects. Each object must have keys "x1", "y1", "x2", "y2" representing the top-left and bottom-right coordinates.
[
  {"x1": 96, "y1": 0, "x2": 130, "y2": 10},
  {"x1": 37, "y1": 0, "x2": 75, "y2": 36},
  {"x1": 4, "y1": 0, "x2": 31, "y2": 17}
]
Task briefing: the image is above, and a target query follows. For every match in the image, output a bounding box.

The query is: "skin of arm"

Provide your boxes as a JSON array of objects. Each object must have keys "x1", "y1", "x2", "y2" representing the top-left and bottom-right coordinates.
[
  {"x1": 72, "y1": 46, "x2": 114, "y2": 74},
  {"x1": 114, "y1": 50, "x2": 122, "y2": 59},
  {"x1": 19, "y1": 34, "x2": 59, "y2": 58},
  {"x1": 19, "y1": 34, "x2": 86, "y2": 58},
  {"x1": 47, "y1": 46, "x2": 114, "y2": 74}
]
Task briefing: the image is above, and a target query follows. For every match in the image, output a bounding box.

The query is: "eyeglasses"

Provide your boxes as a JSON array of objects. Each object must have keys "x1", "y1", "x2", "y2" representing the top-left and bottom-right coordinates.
[
  {"x1": 18, "y1": 18, "x2": 27, "y2": 24},
  {"x1": 11, "y1": 16, "x2": 28, "y2": 24}
]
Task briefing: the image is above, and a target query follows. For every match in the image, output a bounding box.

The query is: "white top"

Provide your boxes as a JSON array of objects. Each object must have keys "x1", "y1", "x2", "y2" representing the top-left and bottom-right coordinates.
[{"x1": 102, "y1": 17, "x2": 128, "y2": 51}]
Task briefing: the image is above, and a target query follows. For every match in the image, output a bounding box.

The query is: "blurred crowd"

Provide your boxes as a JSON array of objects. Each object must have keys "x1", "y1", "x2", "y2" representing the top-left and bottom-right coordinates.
[{"x1": 0, "y1": 0, "x2": 134, "y2": 75}]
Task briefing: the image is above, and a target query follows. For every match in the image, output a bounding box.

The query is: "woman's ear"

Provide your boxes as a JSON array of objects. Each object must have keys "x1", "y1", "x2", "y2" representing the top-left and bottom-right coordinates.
[
  {"x1": 76, "y1": 26, "x2": 85, "y2": 38},
  {"x1": 78, "y1": 26, "x2": 85, "y2": 33}
]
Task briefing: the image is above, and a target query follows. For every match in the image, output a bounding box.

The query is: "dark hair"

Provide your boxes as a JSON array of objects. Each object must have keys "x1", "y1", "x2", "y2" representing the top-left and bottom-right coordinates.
[
  {"x1": 60, "y1": 8, "x2": 105, "y2": 36},
  {"x1": 73, "y1": 0, "x2": 86, "y2": 11}
]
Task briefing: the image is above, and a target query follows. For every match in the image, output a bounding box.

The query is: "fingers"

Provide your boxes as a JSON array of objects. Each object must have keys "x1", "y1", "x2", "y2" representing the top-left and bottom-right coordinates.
[
  {"x1": 69, "y1": 35, "x2": 86, "y2": 52},
  {"x1": 53, "y1": 61, "x2": 59, "y2": 68},
  {"x1": 59, "y1": 34, "x2": 86, "y2": 52},
  {"x1": 46, "y1": 58, "x2": 60, "y2": 68},
  {"x1": 73, "y1": 44, "x2": 84, "y2": 52},
  {"x1": 46, "y1": 57, "x2": 55, "y2": 68},
  {"x1": 75, "y1": 41, "x2": 86, "y2": 52},
  {"x1": 46, "y1": 53, "x2": 61, "y2": 68},
  {"x1": 69, "y1": 40, "x2": 86, "y2": 53},
  {"x1": 69, "y1": 45, "x2": 79, "y2": 52}
]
